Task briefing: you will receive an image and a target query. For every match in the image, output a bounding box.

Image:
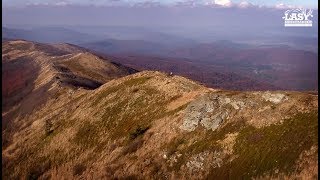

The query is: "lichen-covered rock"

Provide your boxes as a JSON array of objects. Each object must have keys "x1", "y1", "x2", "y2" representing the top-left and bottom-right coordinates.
[
  {"x1": 211, "y1": 150, "x2": 224, "y2": 168},
  {"x1": 200, "y1": 111, "x2": 228, "y2": 131},
  {"x1": 230, "y1": 100, "x2": 245, "y2": 110},
  {"x1": 179, "y1": 95, "x2": 216, "y2": 131},
  {"x1": 186, "y1": 152, "x2": 209, "y2": 171},
  {"x1": 180, "y1": 94, "x2": 243, "y2": 132},
  {"x1": 262, "y1": 92, "x2": 288, "y2": 104}
]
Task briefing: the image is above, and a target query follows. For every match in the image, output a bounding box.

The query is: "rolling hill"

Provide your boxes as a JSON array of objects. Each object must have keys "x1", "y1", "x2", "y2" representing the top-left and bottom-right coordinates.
[{"x1": 2, "y1": 40, "x2": 136, "y2": 114}]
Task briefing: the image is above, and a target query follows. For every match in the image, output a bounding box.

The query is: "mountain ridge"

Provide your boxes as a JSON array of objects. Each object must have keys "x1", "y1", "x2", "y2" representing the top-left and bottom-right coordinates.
[{"x1": 2, "y1": 40, "x2": 137, "y2": 113}]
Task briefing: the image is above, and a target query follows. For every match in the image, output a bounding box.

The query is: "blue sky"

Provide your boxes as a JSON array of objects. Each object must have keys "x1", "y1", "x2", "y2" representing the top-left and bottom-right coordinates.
[{"x1": 2, "y1": 0, "x2": 318, "y2": 8}]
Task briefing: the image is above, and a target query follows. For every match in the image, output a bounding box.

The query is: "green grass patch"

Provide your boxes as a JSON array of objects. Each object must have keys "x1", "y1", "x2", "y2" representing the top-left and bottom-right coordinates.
[
  {"x1": 164, "y1": 119, "x2": 246, "y2": 172},
  {"x1": 100, "y1": 87, "x2": 168, "y2": 141},
  {"x1": 61, "y1": 60, "x2": 106, "y2": 82},
  {"x1": 75, "y1": 76, "x2": 186, "y2": 153},
  {"x1": 73, "y1": 123, "x2": 100, "y2": 149},
  {"x1": 72, "y1": 75, "x2": 189, "y2": 155},
  {"x1": 91, "y1": 76, "x2": 151, "y2": 106},
  {"x1": 207, "y1": 111, "x2": 318, "y2": 179}
]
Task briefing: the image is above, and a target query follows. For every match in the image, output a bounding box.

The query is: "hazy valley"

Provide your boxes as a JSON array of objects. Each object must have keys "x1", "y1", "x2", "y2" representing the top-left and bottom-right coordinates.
[{"x1": 3, "y1": 26, "x2": 318, "y2": 91}]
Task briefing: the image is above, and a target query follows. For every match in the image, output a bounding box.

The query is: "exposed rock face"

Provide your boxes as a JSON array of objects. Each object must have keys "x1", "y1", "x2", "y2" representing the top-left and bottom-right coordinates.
[
  {"x1": 262, "y1": 91, "x2": 288, "y2": 104},
  {"x1": 180, "y1": 94, "x2": 246, "y2": 132},
  {"x1": 180, "y1": 95, "x2": 216, "y2": 131}
]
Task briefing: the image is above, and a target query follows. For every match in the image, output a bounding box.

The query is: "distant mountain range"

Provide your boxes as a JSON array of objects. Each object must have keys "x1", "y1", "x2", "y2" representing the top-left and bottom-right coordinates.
[
  {"x1": 2, "y1": 27, "x2": 101, "y2": 44},
  {"x1": 93, "y1": 44, "x2": 318, "y2": 91},
  {"x1": 2, "y1": 26, "x2": 196, "y2": 47},
  {"x1": 3, "y1": 27, "x2": 318, "y2": 91}
]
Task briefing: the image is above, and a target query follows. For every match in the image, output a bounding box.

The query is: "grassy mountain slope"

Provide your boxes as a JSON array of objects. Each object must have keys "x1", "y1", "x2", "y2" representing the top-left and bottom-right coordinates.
[
  {"x1": 2, "y1": 41, "x2": 318, "y2": 179},
  {"x1": 2, "y1": 40, "x2": 136, "y2": 109},
  {"x1": 2, "y1": 40, "x2": 136, "y2": 156}
]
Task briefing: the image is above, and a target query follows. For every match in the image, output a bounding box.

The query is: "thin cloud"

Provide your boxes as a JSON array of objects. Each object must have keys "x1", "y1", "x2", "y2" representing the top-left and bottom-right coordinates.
[{"x1": 3, "y1": 0, "x2": 317, "y2": 9}]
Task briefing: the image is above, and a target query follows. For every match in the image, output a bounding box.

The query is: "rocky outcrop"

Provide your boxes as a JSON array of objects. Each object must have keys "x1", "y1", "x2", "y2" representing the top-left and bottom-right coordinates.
[
  {"x1": 180, "y1": 94, "x2": 246, "y2": 132},
  {"x1": 261, "y1": 91, "x2": 288, "y2": 104}
]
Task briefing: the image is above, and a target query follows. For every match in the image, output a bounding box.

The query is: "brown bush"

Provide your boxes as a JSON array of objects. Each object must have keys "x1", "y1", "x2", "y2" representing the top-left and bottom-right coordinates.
[
  {"x1": 73, "y1": 163, "x2": 86, "y2": 176},
  {"x1": 122, "y1": 138, "x2": 144, "y2": 155}
]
